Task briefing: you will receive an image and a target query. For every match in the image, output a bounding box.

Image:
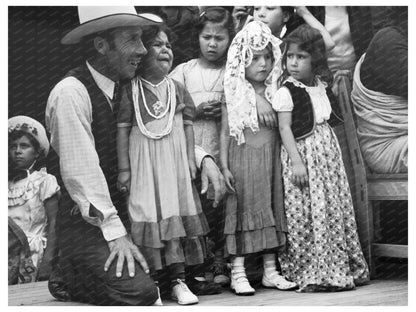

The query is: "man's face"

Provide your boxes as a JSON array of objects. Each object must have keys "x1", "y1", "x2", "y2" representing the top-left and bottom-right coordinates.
[{"x1": 105, "y1": 26, "x2": 147, "y2": 80}]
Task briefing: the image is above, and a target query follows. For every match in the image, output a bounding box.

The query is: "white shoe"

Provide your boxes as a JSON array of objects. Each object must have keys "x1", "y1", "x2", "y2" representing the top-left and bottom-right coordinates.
[
  {"x1": 262, "y1": 271, "x2": 297, "y2": 290},
  {"x1": 171, "y1": 279, "x2": 199, "y2": 305},
  {"x1": 230, "y1": 269, "x2": 255, "y2": 296},
  {"x1": 152, "y1": 286, "x2": 163, "y2": 306}
]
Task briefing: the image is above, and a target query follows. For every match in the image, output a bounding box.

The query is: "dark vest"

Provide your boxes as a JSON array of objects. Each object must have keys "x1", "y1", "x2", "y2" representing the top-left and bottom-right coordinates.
[
  {"x1": 49, "y1": 64, "x2": 128, "y2": 228},
  {"x1": 283, "y1": 81, "x2": 343, "y2": 140}
]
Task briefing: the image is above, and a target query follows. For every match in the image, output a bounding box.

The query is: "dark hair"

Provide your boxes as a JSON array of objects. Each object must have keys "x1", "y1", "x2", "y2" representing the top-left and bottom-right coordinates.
[
  {"x1": 136, "y1": 24, "x2": 175, "y2": 76},
  {"x1": 9, "y1": 130, "x2": 45, "y2": 176},
  {"x1": 281, "y1": 6, "x2": 295, "y2": 16},
  {"x1": 197, "y1": 6, "x2": 235, "y2": 38},
  {"x1": 278, "y1": 24, "x2": 333, "y2": 86},
  {"x1": 141, "y1": 24, "x2": 175, "y2": 51},
  {"x1": 197, "y1": 7, "x2": 235, "y2": 65}
]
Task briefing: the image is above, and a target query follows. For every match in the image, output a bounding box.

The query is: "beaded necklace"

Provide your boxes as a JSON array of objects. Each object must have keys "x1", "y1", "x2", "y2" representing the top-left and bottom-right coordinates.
[
  {"x1": 132, "y1": 77, "x2": 176, "y2": 140},
  {"x1": 140, "y1": 77, "x2": 170, "y2": 120}
]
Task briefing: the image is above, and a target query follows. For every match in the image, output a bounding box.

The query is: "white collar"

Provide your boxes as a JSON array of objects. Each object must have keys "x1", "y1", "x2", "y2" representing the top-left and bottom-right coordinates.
[
  {"x1": 86, "y1": 61, "x2": 117, "y2": 100},
  {"x1": 286, "y1": 76, "x2": 327, "y2": 89}
]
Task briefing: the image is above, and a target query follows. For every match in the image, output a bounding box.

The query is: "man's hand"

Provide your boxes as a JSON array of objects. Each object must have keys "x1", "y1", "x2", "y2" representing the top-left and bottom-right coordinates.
[
  {"x1": 200, "y1": 157, "x2": 226, "y2": 207},
  {"x1": 104, "y1": 235, "x2": 149, "y2": 278}
]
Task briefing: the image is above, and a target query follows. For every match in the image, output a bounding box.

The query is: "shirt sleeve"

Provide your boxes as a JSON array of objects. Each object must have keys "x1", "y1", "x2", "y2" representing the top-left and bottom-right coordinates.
[
  {"x1": 272, "y1": 87, "x2": 294, "y2": 112},
  {"x1": 117, "y1": 82, "x2": 133, "y2": 128},
  {"x1": 39, "y1": 173, "x2": 60, "y2": 202},
  {"x1": 169, "y1": 62, "x2": 186, "y2": 85},
  {"x1": 45, "y1": 77, "x2": 127, "y2": 241},
  {"x1": 195, "y1": 145, "x2": 211, "y2": 169}
]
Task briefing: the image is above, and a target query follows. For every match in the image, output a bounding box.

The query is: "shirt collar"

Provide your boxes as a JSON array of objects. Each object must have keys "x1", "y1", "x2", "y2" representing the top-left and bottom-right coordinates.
[{"x1": 86, "y1": 61, "x2": 117, "y2": 100}]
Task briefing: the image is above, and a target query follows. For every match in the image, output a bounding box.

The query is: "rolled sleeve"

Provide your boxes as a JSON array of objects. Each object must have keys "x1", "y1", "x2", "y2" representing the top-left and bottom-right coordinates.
[
  {"x1": 195, "y1": 145, "x2": 212, "y2": 169},
  {"x1": 100, "y1": 214, "x2": 128, "y2": 241}
]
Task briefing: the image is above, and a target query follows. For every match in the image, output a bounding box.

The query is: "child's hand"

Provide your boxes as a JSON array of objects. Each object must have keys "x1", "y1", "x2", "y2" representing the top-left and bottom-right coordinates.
[
  {"x1": 189, "y1": 160, "x2": 197, "y2": 180},
  {"x1": 232, "y1": 6, "x2": 254, "y2": 30},
  {"x1": 256, "y1": 94, "x2": 278, "y2": 128},
  {"x1": 292, "y1": 162, "x2": 309, "y2": 188},
  {"x1": 117, "y1": 171, "x2": 131, "y2": 193},
  {"x1": 222, "y1": 168, "x2": 236, "y2": 193},
  {"x1": 196, "y1": 101, "x2": 222, "y2": 120}
]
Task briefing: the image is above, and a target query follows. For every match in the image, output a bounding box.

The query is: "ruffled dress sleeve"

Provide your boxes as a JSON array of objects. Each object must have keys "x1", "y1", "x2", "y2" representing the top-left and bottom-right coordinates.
[
  {"x1": 39, "y1": 173, "x2": 60, "y2": 202},
  {"x1": 169, "y1": 62, "x2": 187, "y2": 85},
  {"x1": 272, "y1": 86, "x2": 294, "y2": 112}
]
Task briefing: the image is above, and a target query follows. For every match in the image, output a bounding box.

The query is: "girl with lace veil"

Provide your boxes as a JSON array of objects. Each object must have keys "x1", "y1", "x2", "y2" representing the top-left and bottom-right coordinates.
[{"x1": 220, "y1": 21, "x2": 297, "y2": 296}]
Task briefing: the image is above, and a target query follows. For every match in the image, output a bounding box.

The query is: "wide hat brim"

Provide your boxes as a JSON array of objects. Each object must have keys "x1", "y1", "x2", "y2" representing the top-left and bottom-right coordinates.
[{"x1": 62, "y1": 13, "x2": 162, "y2": 45}]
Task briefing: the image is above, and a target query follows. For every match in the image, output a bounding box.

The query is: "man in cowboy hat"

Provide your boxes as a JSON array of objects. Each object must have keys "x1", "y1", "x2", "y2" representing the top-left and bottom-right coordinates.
[{"x1": 45, "y1": 6, "x2": 226, "y2": 305}]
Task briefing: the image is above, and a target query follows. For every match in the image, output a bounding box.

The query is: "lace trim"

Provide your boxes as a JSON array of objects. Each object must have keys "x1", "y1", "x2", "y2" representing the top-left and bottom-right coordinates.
[
  {"x1": 286, "y1": 76, "x2": 328, "y2": 90},
  {"x1": 8, "y1": 168, "x2": 48, "y2": 206}
]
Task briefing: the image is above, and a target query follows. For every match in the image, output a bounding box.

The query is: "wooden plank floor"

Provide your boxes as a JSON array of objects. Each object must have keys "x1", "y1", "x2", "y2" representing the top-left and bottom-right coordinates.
[{"x1": 9, "y1": 278, "x2": 407, "y2": 306}]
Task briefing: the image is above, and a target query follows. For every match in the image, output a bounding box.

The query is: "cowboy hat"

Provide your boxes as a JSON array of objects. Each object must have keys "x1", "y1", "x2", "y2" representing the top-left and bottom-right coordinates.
[
  {"x1": 8, "y1": 116, "x2": 50, "y2": 157},
  {"x1": 61, "y1": 6, "x2": 163, "y2": 45}
]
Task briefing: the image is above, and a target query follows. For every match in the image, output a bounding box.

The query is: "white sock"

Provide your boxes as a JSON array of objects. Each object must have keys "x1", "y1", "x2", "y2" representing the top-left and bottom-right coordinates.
[
  {"x1": 263, "y1": 256, "x2": 278, "y2": 277},
  {"x1": 231, "y1": 257, "x2": 245, "y2": 274}
]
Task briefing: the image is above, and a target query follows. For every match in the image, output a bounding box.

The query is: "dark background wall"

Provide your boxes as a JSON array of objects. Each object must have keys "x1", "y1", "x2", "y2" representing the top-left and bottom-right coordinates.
[{"x1": 9, "y1": 6, "x2": 82, "y2": 123}]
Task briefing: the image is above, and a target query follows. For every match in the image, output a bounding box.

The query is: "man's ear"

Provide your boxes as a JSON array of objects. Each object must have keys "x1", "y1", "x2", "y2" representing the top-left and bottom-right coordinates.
[{"x1": 93, "y1": 36, "x2": 109, "y2": 56}]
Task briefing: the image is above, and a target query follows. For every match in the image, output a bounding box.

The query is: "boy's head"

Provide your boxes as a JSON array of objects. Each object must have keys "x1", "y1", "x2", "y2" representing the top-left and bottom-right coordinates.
[{"x1": 253, "y1": 6, "x2": 293, "y2": 37}]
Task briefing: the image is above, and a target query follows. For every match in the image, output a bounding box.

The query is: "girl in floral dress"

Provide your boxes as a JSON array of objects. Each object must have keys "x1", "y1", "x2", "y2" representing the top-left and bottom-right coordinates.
[{"x1": 273, "y1": 24, "x2": 369, "y2": 292}]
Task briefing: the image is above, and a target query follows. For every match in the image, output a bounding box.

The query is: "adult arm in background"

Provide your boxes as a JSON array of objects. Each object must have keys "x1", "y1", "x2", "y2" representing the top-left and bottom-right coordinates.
[
  {"x1": 45, "y1": 78, "x2": 148, "y2": 278},
  {"x1": 295, "y1": 6, "x2": 335, "y2": 51}
]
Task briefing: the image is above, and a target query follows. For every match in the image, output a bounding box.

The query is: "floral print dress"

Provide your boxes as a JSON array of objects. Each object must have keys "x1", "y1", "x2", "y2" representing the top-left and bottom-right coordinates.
[{"x1": 273, "y1": 77, "x2": 370, "y2": 292}]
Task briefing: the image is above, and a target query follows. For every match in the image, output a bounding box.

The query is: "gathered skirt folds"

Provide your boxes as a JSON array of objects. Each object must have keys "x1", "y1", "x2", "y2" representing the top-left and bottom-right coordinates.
[
  {"x1": 278, "y1": 123, "x2": 370, "y2": 292},
  {"x1": 128, "y1": 114, "x2": 209, "y2": 271},
  {"x1": 224, "y1": 127, "x2": 287, "y2": 256}
]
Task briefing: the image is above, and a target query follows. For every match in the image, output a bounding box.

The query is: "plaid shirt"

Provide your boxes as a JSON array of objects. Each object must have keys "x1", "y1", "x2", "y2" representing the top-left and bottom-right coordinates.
[{"x1": 45, "y1": 61, "x2": 126, "y2": 241}]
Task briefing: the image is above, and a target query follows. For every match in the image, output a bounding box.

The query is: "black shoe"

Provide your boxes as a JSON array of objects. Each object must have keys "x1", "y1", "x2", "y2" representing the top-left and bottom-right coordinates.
[
  {"x1": 48, "y1": 277, "x2": 71, "y2": 301},
  {"x1": 187, "y1": 277, "x2": 223, "y2": 295},
  {"x1": 48, "y1": 262, "x2": 71, "y2": 302}
]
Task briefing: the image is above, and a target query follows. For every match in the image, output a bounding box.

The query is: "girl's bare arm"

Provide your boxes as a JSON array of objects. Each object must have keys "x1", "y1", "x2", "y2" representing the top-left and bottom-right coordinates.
[
  {"x1": 219, "y1": 103, "x2": 235, "y2": 192},
  {"x1": 184, "y1": 124, "x2": 197, "y2": 180},
  {"x1": 278, "y1": 111, "x2": 309, "y2": 188}
]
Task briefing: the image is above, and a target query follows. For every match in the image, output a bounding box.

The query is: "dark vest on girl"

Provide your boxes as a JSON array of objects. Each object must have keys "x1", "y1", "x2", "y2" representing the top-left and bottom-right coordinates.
[
  {"x1": 49, "y1": 64, "x2": 128, "y2": 228},
  {"x1": 283, "y1": 81, "x2": 343, "y2": 140}
]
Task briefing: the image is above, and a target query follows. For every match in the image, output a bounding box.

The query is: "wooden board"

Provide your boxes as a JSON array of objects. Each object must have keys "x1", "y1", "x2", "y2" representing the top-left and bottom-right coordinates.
[{"x1": 8, "y1": 279, "x2": 408, "y2": 306}]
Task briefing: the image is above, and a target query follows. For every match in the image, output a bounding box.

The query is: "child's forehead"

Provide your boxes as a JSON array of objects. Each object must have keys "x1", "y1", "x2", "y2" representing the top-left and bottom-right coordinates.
[
  {"x1": 287, "y1": 42, "x2": 307, "y2": 53},
  {"x1": 252, "y1": 45, "x2": 272, "y2": 56}
]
